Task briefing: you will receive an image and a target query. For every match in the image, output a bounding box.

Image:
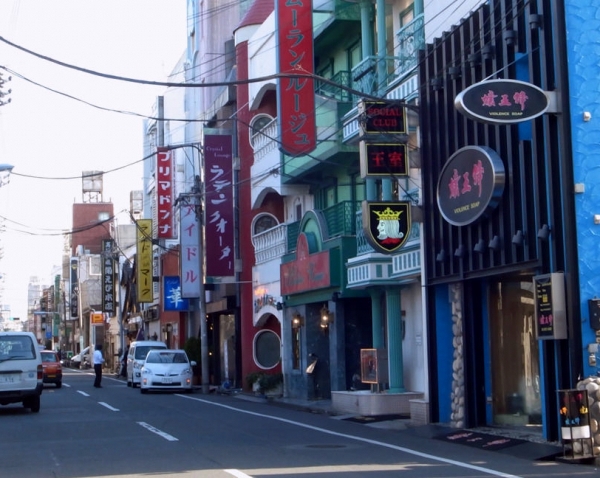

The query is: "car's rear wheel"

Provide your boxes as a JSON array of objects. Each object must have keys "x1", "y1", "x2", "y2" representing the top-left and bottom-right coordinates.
[
  {"x1": 24, "y1": 395, "x2": 40, "y2": 413},
  {"x1": 56, "y1": 382, "x2": 62, "y2": 389}
]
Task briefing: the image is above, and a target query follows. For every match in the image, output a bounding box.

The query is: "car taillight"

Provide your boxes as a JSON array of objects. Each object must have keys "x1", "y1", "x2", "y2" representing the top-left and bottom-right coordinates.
[{"x1": 37, "y1": 364, "x2": 43, "y2": 380}]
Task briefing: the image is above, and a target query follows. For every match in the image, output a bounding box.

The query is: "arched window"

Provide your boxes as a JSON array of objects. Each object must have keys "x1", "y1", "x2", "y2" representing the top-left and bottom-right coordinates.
[
  {"x1": 253, "y1": 214, "x2": 278, "y2": 235},
  {"x1": 249, "y1": 114, "x2": 274, "y2": 149}
]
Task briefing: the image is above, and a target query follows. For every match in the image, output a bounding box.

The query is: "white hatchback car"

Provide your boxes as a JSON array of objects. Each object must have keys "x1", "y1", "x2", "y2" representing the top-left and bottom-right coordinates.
[
  {"x1": 140, "y1": 349, "x2": 196, "y2": 394},
  {"x1": 126, "y1": 340, "x2": 168, "y2": 388},
  {"x1": 0, "y1": 332, "x2": 43, "y2": 412}
]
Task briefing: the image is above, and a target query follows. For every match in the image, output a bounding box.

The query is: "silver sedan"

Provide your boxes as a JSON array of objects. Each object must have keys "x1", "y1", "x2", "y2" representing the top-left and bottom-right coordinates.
[{"x1": 140, "y1": 349, "x2": 196, "y2": 394}]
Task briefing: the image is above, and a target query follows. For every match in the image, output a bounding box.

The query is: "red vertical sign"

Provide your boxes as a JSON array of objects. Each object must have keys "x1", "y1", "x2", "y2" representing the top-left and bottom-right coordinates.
[
  {"x1": 156, "y1": 148, "x2": 174, "y2": 239},
  {"x1": 204, "y1": 134, "x2": 234, "y2": 277},
  {"x1": 276, "y1": 0, "x2": 316, "y2": 156}
]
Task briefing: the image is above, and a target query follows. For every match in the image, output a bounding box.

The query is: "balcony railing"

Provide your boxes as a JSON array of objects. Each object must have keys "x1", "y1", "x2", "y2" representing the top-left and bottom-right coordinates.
[
  {"x1": 316, "y1": 70, "x2": 352, "y2": 103},
  {"x1": 286, "y1": 201, "x2": 357, "y2": 253},
  {"x1": 351, "y1": 55, "x2": 401, "y2": 100},
  {"x1": 395, "y1": 14, "x2": 425, "y2": 81},
  {"x1": 253, "y1": 118, "x2": 279, "y2": 164},
  {"x1": 252, "y1": 223, "x2": 288, "y2": 265}
]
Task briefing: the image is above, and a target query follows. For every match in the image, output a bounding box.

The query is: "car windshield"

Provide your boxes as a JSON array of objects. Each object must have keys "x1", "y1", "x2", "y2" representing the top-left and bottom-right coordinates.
[
  {"x1": 0, "y1": 337, "x2": 36, "y2": 361},
  {"x1": 134, "y1": 346, "x2": 164, "y2": 360},
  {"x1": 146, "y1": 351, "x2": 188, "y2": 364}
]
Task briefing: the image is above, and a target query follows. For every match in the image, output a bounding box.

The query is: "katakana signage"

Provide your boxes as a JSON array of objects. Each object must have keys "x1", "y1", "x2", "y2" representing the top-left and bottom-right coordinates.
[
  {"x1": 276, "y1": 0, "x2": 316, "y2": 156},
  {"x1": 455, "y1": 79, "x2": 549, "y2": 124},
  {"x1": 136, "y1": 219, "x2": 153, "y2": 302},
  {"x1": 156, "y1": 148, "x2": 175, "y2": 239},
  {"x1": 180, "y1": 199, "x2": 201, "y2": 298},
  {"x1": 362, "y1": 201, "x2": 411, "y2": 254},
  {"x1": 204, "y1": 134, "x2": 234, "y2": 277},
  {"x1": 70, "y1": 257, "x2": 78, "y2": 318},
  {"x1": 101, "y1": 239, "x2": 115, "y2": 316},
  {"x1": 437, "y1": 146, "x2": 505, "y2": 226}
]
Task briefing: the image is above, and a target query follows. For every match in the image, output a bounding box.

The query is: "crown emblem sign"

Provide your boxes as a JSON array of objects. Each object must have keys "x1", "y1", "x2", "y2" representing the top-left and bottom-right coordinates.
[{"x1": 373, "y1": 207, "x2": 403, "y2": 221}]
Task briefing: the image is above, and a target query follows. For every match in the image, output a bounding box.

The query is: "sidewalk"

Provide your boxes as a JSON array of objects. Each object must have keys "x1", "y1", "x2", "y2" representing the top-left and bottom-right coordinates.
[{"x1": 233, "y1": 392, "x2": 568, "y2": 464}]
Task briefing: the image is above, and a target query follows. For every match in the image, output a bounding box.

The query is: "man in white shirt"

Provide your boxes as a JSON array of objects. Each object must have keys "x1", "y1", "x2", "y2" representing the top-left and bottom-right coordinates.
[{"x1": 93, "y1": 344, "x2": 105, "y2": 388}]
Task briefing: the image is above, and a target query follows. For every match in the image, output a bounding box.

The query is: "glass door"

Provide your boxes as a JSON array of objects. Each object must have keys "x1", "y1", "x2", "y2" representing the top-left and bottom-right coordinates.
[{"x1": 489, "y1": 279, "x2": 542, "y2": 427}]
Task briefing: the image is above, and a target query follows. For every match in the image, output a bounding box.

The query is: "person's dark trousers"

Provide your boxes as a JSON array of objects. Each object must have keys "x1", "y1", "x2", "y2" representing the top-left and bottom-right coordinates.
[{"x1": 94, "y1": 364, "x2": 102, "y2": 387}]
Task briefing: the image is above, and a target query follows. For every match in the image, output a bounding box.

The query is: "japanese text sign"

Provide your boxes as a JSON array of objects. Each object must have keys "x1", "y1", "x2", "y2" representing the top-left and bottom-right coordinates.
[
  {"x1": 534, "y1": 273, "x2": 567, "y2": 340},
  {"x1": 101, "y1": 239, "x2": 115, "y2": 316},
  {"x1": 163, "y1": 276, "x2": 189, "y2": 311},
  {"x1": 204, "y1": 134, "x2": 235, "y2": 277},
  {"x1": 156, "y1": 148, "x2": 175, "y2": 239},
  {"x1": 180, "y1": 198, "x2": 201, "y2": 298},
  {"x1": 360, "y1": 142, "x2": 408, "y2": 178},
  {"x1": 276, "y1": 0, "x2": 316, "y2": 156},
  {"x1": 437, "y1": 146, "x2": 505, "y2": 226},
  {"x1": 136, "y1": 219, "x2": 153, "y2": 303},
  {"x1": 455, "y1": 79, "x2": 549, "y2": 124}
]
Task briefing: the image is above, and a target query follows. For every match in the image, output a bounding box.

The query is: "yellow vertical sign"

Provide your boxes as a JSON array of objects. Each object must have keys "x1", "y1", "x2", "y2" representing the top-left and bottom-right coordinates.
[{"x1": 136, "y1": 219, "x2": 153, "y2": 303}]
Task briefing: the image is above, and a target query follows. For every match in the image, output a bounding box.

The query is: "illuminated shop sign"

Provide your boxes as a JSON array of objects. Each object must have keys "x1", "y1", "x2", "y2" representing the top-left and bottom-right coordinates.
[
  {"x1": 534, "y1": 272, "x2": 567, "y2": 340},
  {"x1": 359, "y1": 101, "x2": 406, "y2": 136},
  {"x1": 437, "y1": 146, "x2": 505, "y2": 226},
  {"x1": 455, "y1": 79, "x2": 549, "y2": 124},
  {"x1": 360, "y1": 142, "x2": 408, "y2": 178}
]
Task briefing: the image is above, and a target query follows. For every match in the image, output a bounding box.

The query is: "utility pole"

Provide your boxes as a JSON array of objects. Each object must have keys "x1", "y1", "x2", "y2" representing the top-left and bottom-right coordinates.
[{"x1": 194, "y1": 174, "x2": 209, "y2": 395}]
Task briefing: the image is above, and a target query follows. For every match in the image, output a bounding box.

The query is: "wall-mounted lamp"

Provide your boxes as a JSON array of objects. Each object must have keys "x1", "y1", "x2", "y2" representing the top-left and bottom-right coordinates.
[
  {"x1": 537, "y1": 224, "x2": 551, "y2": 240},
  {"x1": 473, "y1": 239, "x2": 486, "y2": 253},
  {"x1": 430, "y1": 77, "x2": 443, "y2": 91},
  {"x1": 454, "y1": 244, "x2": 466, "y2": 258},
  {"x1": 448, "y1": 66, "x2": 461, "y2": 80},
  {"x1": 436, "y1": 249, "x2": 446, "y2": 262},
  {"x1": 503, "y1": 30, "x2": 517, "y2": 46},
  {"x1": 292, "y1": 313, "x2": 303, "y2": 329},
  {"x1": 320, "y1": 305, "x2": 333, "y2": 329},
  {"x1": 481, "y1": 44, "x2": 495, "y2": 60},
  {"x1": 529, "y1": 14, "x2": 543, "y2": 29},
  {"x1": 488, "y1": 235, "x2": 501, "y2": 251},
  {"x1": 276, "y1": 302, "x2": 284, "y2": 311},
  {"x1": 512, "y1": 230, "x2": 525, "y2": 246}
]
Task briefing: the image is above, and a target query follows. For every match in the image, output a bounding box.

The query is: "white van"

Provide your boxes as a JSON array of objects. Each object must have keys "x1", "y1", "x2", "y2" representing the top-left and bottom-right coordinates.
[
  {"x1": 126, "y1": 340, "x2": 167, "y2": 388},
  {"x1": 0, "y1": 332, "x2": 43, "y2": 412}
]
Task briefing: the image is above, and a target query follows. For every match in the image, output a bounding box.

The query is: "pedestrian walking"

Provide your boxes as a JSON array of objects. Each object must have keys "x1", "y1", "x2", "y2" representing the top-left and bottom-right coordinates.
[{"x1": 93, "y1": 344, "x2": 105, "y2": 388}]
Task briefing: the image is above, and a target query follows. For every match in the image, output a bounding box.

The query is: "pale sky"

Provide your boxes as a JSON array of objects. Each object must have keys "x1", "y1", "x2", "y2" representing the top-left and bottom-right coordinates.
[{"x1": 0, "y1": 0, "x2": 187, "y2": 320}]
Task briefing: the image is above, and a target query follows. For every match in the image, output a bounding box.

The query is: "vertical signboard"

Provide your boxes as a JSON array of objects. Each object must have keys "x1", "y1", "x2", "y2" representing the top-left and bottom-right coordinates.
[
  {"x1": 101, "y1": 239, "x2": 115, "y2": 317},
  {"x1": 70, "y1": 257, "x2": 79, "y2": 318},
  {"x1": 533, "y1": 272, "x2": 567, "y2": 340},
  {"x1": 276, "y1": 0, "x2": 316, "y2": 156},
  {"x1": 180, "y1": 200, "x2": 201, "y2": 298},
  {"x1": 204, "y1": 134, "x2": 234, "y2": 277},
  {"x1": 163, "y1": 276, "x2": 189, "y2": 311},
  {"x1": 156, "y1": 148, "x2": 174, "y2": 239},
  {"x1": 136, "y1": 219, "x2": 153, "y2": 303}
]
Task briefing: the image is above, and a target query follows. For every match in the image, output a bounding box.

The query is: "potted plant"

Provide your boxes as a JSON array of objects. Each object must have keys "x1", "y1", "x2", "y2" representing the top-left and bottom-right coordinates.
[
  {"x1": 183, "y1": 337, "x2": 201, "y2": 384},
  {"x1": 245, "y1": 371, "x2": 283, "y2": 397}
]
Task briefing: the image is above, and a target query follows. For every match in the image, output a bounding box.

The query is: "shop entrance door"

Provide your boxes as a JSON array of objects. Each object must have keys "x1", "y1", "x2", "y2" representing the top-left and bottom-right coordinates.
[{"x1": 489, "y1": 279, "x2": 542, "y2": 427}]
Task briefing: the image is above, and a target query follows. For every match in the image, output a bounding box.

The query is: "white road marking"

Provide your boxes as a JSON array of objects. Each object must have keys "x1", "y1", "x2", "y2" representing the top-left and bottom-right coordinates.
[
  {"x1": 98, "y1": 401, "x2": 119, "y2": 411},
  {"x1": 176, "y1": 395, "x2": 520, "y2": 478},
  {"x1": 137, "y1": 421, "x2": 179, "y2": 441},
  {"x1": 224, "y1": 470, "x2": 253, "y2": 478},
  {"x1": 77, "y1": 390, "x2": 90, "y2": 397}
]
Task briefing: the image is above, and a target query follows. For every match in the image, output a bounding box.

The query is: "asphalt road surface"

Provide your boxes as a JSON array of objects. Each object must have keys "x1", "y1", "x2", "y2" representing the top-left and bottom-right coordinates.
[{"x1": 0, "y1": 368, "x2": 597, "y2": 478}]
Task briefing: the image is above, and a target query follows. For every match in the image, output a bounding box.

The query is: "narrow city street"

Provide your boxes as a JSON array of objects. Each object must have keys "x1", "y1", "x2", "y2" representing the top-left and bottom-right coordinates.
[{"x1": 0, "y1": 369, "x2": 597, "y2": 478}]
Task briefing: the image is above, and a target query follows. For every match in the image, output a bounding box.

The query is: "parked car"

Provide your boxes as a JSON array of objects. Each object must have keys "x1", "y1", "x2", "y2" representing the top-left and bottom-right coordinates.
[
  {"x1": 140, "y1": 349, "x2": 195, "y2": 394},
  {"x1": 40, "y1": 350, "x2": 62, "y2": 388},
  {"x1": 70, "y1": 346, "x2": 92, "y2": 369},
  {"x1": 126, "y1": 340, "x2": 167, "y2": 388},
  {"x1": 0, "y1": 331, "x2": 43, "y2": 412}
]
